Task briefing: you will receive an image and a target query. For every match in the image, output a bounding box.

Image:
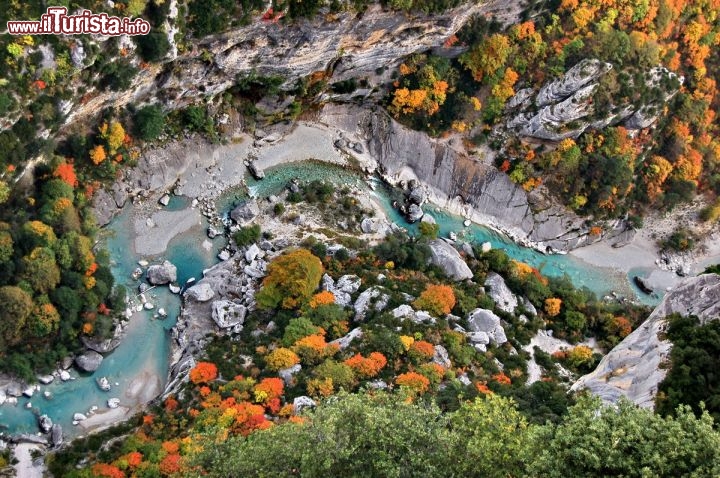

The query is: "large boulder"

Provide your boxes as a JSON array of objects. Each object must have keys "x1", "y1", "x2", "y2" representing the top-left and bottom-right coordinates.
[
  {"x1": 51, "y1": 424, "x2": 63, "y2": 447},
  {"x1": 428, "y1": 240, "x2": 473, "y2": 281},
  {"x1": 146, "y1": 260, "x2": 177, "y2": 285},
  {"x1": 467, "y1": 308, "x2": 507, "y2": 345},
  {"x1": 230, "y1": 200, "x2": 260, "y2": 224},
  {"x1": 211, "y1": 300, "x2": 247, "y2": 329},
  {"x1": 38, "y1": 415, "x2": 53, "y2": 433},
  {"x1": 406, "y1": 203, "x2": 424, "y2": 223},
  {"x1": 484, "y1": 272, "x2": 518, "y2": 314},
  {"x1": 184, "y1": 282, "x2": 215, "y2": 302},
  {"x1": 572, "y1": 274, "x2": 720, "y2": 408},
  {"x1": 293, "y1": 396, "x2": 316, "y2": 412},
  {"x1": 75, "y1": 350, "x2": 103, "y2": 372}
]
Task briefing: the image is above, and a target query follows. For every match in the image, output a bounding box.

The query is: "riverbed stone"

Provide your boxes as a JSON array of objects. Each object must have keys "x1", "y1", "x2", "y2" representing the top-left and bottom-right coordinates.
[
  {"x1": 230, "y1": 200, "x2": 260, "y2": 223},
  {"x1": 75, "y1": 350, "x2": 104, "y2": 372},
  {"x1": 146, "y1": 260, "x2": 177, "y2": 285},
  {"x1": 38, "y1": 415, "x2": 53, "y2": 433},
  {"x1": 245, "y1": 244, "x2": 261, "y2": 263},
  {"x1": 406, "y1": 203, "x2": 424, "y2": 222},
  {"x1": 51, "y1": 424, "x2": 63, "y2": 447},
  {"x1": 428, "y1": 240, "x2": 473, "y2": 281}
]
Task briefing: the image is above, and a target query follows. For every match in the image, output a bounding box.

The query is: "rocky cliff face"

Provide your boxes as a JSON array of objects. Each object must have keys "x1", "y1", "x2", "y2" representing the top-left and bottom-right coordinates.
[
  {"x1": 64, "y1": 2, "x2": 496, "y2": 128},
  {"x1": 322, "y1": 104, "x2": 604, "y2": 252},
  {"x1": 572, "y1": 273, "x2": 720, "y2": 408},
  {"x1": 505, "y1": 59, "x2": 682, "y2": 142}
]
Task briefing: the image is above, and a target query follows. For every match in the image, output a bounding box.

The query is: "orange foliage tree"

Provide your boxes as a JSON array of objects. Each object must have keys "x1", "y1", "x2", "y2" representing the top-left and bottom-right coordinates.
[
  {"x1": 309, "y1": 290, "x2": 335, "y2": 308},
  {"x1": 395, "y1": 372, "x2": 430, "y2": 395},
  {"x1": 89, "y1": 145, "x2": 107, "y2": 165},
  {"x1": 343, "y1": 352, "x2": 387, "y2": 379},
  {"x1": 409, "y1": 340, "x2": 436, "y2": 361},
  {"x1": 189, "y1": 362, "x2": 218, "y2": 384},
  {"x1": 413, "y1": 284, "x2": 456, "y2": 316},
  {"x1": 54, "y1": 161, "x2": 78, "y2": 187},
  {"x1": 544, "y1": 298, "x2": 562, "y2": 317}
]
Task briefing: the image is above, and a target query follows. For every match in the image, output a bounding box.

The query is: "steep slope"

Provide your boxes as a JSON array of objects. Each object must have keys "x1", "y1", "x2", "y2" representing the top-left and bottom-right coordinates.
[{"x1": 572, "y1": 273, "x2": 720, "y2": 408}]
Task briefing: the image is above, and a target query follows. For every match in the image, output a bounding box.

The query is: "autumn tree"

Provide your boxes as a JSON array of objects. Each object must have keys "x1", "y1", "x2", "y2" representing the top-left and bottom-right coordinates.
[
  {"x1": 0, "y1": 286, "x2": 34, "y2": 345},
  {"x1": 89, "y1": 145, "x2": 107, "y2": 165},
  {"x1": 190, "y1": 362, "x2": 218, "y2": 384},
  {"x1": 344, "y1": 352, "x2": 387, "y2": 379},
  {"x1": 413, "y1": 284, "x2": 456, "y2": 316},
  {"x1": 256, "y1": 249, "x2": 324, "y2": 309},
  {"x1": 460, "y1": 34, "x2": 512, "y2": 82},
  {"x1": 544, "y1": 298, "x2": 562, "y2": 317},
  {"x1": 265, "y1": 347, "x2": 301, "y2": 371},
  {"x1": 53, "y1": 161, "x2": 78, "y2": 187}
]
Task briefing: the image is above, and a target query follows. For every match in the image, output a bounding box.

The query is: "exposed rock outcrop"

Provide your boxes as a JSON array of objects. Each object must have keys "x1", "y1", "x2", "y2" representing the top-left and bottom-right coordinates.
[
  {"x1": 484, "y1": 272, "x2": 518, "y2": 314},
  {"x1": 572, "y1": 274, "x2": 720, "y2": 408},
  {"x1": 427, "y1": 240, "x2": 473, "y2": 281},
  {"x1": 211, "y1": 300, "x2": 247, "y2": 329},
  {"x1": 320, "y1": 104, "x2": 591, "y2": 251},
  {"x1": 354, "y1": 286, "x2": 390, "y2": 321},
  {"x1": 507, "y1": 59, "x2": 681, "y2": 141},
  {"x1": 467, "y1": 308, "x2": 507, "y2": 345},
  {"x1": 322, "y1": 274, "x2": 362, "y2": 307}
]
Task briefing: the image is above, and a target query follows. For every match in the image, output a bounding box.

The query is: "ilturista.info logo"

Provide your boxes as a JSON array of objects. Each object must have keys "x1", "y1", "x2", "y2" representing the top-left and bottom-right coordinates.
[{"x1": 7, "y1": 7, "x2": 151, "y2": 36}]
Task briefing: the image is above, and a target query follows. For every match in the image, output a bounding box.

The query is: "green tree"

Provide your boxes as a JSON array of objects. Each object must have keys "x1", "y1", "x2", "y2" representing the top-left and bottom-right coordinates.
[
  {"x1": 135, "y1": 31, "x2": 170, "y2": 62},
  {"x1": 282, "y1": 317, "x2": 323, "y2": 347},
  {"x1": 0, "y1": 286, "x2": 34, "y2": 345},
  {"x1": 193, "y1": 392, "x2": 456, "y2": 477},
  {"x1": 133, "y1": 105, "x2": 166, "y2": 141},
  {"x1": 20, "y1": 247, "x2": 61, "y2": 294},
  {"x1": 528, "y1": 396, "x2": 720, "y2": 477},
  {"x1": 450, "y1": 395, "x2": 532, "y2": 478}
]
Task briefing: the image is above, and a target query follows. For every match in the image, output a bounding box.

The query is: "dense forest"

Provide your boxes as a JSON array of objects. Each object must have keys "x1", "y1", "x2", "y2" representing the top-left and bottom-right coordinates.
[{"x1": 388, "y1": 0, "x2": 720, "y2": 222}]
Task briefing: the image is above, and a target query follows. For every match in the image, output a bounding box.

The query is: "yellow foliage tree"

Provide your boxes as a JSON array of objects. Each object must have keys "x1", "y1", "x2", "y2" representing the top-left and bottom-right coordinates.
[
  {"x1": 544, "y1": 297, "x2": 562, "y2": 317},
  {"x1": 90, "y1": 145, "x2": 107, "y2": 165}
]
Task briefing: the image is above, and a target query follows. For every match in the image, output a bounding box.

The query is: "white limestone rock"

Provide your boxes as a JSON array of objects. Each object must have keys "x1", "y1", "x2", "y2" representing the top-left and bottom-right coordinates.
[
  {"x1": 428, "y1": 240, "x2": 473, "y2": 281},
  {"x1": 484, "y1": 272, "x2": 518, "y2": 314},
  {"x1": 467, "y1": 308, "x2": 507, "y2": 345}
]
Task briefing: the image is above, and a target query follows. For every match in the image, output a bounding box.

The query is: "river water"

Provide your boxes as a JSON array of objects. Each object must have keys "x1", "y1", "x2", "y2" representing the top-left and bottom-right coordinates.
[{"x1": 0, "y1": 160, "x2": 654, "y2": 437}]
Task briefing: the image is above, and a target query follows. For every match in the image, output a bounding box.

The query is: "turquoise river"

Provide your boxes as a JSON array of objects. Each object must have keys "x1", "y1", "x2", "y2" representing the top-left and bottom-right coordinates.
[{"x1": 0, "y1": 160, "x2": 655, "y2": 437}]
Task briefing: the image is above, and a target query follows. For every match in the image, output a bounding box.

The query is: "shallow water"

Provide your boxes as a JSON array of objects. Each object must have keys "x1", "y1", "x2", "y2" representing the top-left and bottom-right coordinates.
[
  {"x1": 0, "y1": 205, "x2": 222, "y2": 437},
  {"x1": 1, "y1": 159, "x2": 655, "y2": 436}
]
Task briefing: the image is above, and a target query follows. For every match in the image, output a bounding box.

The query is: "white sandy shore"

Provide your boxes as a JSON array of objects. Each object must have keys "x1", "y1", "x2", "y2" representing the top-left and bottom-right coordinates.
[
  {"x1": 254, "y1": 123, "x2": 348, "y2": 170},
  {"x1": 13, "y1": 443, "x2": 45, "y2": 478},
  {"x1": 134, "y1": 208, "x2": 203, "y2": 256}
]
